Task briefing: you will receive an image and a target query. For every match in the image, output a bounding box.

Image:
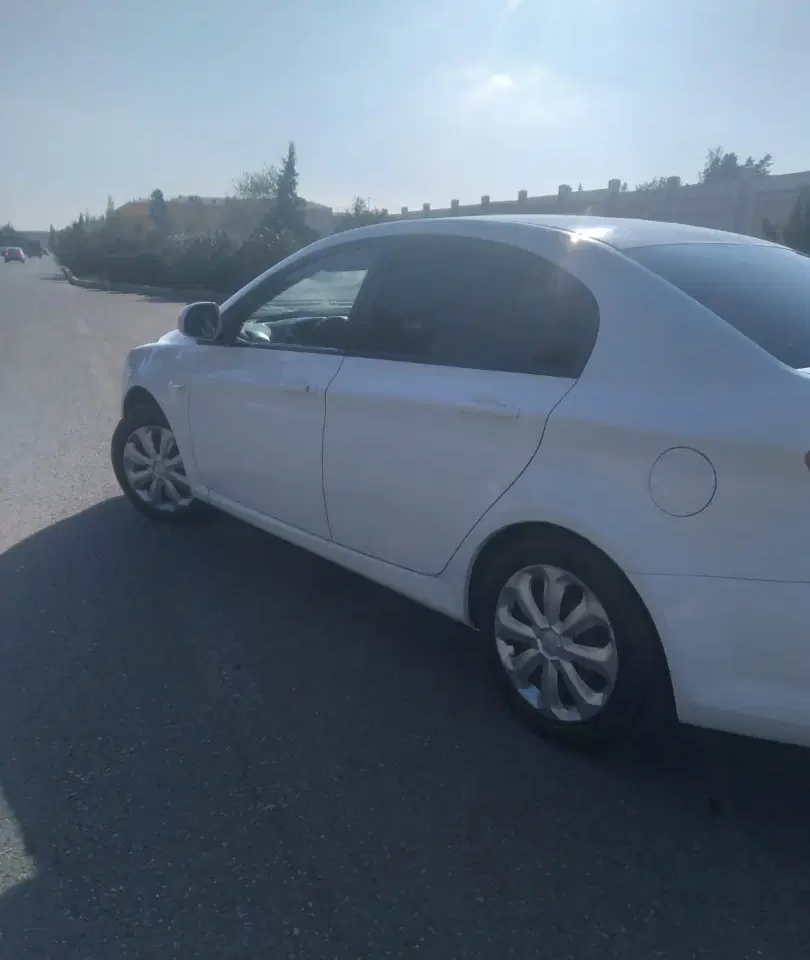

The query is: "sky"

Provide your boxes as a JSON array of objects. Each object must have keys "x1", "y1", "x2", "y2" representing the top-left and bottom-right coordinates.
[{"x1": 2, "y1": 0, "x2": 810, "y2": 229}]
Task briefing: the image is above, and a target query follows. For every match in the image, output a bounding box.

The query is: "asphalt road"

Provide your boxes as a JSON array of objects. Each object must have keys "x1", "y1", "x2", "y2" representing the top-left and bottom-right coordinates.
[{"x1": 1, "y1": 259, "x2": 810, "y2": 959}]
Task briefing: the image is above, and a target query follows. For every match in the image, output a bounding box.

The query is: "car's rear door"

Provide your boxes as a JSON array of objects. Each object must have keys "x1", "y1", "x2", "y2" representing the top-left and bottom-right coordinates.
[{"x1": 322, "y1": 234, "x2": 600, "y2": 575}]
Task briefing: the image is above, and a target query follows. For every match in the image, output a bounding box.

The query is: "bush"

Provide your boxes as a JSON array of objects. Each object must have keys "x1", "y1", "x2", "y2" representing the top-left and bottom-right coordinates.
[
  {"x1": 52, "y1": 143, "x2": 323, "y2": 297},
  {"x1": 55, "y1": 225, "x2": 252, "y2": 296}
]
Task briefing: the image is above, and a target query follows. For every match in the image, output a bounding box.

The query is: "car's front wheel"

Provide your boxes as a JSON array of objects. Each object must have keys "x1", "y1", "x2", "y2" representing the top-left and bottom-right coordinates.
[
  {"x1": 111, "y1": 404, "x2": 203, "y2": 521},
  {"x1": 475, "y1": 529, "x2": 674, "y2": 750}
]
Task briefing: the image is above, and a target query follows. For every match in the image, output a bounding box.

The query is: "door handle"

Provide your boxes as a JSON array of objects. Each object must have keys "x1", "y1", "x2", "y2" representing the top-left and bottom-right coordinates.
[
  {"x1": 457, "y1": 399, "x2": 519, "y2": 419},
  {"x1": 281, "y1": 379, "x2": 317, "y2": 394}
]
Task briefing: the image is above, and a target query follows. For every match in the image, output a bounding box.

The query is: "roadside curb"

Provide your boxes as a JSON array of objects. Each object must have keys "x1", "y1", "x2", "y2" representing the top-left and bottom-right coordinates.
[{"x1": 60, "y1": 266, "x2": 218, "y2": 302}]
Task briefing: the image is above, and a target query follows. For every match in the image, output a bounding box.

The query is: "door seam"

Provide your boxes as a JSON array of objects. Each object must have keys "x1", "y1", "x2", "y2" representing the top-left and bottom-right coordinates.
[
  {"x1": 321, "y1": 355, "x2": 346, "y2": 539},
  {"x1": 437, "y1": 376, "x2": 580, "y2": 576}
]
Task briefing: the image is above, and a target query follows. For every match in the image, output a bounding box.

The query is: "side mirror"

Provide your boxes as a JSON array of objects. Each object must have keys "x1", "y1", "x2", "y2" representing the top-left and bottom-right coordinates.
[{"x1": 178, "y1": 301, "x2": 222, "y2": 340}]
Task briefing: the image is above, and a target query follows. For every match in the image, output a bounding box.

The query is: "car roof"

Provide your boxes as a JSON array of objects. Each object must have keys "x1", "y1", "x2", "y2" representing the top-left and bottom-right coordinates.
[
  {"x1": 341, "y1": 214, "x2": 773, "y2": 252},
  {"x1": 484, "y1": 215, "x2": 774, "y2": 250},
  {"x1": 228, "y1": 212, "x2": 777, "y2": 314}
]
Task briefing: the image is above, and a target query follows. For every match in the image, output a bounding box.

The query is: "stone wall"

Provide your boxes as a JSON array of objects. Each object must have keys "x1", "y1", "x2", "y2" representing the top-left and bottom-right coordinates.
[{"x1": 391, "y1": 170, "x2": 810, "y2": 239}]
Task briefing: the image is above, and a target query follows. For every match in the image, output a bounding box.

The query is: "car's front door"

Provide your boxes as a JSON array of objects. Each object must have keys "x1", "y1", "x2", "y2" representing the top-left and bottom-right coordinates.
[
  {"x1": 187, "y1": 244, "x2": 381, "y2": 538},
  {"x1": 322, "y1": 234, "x2": 601, "y2": 575}
]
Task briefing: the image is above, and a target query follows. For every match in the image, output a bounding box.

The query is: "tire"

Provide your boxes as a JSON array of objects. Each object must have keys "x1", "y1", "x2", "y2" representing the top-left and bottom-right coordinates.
[
  {"x1": 474, "y1": 528, "x2": 674, "y2": 750},
  {"x1": 111, "y1": 403, "x2": 205, "y2": 522}
]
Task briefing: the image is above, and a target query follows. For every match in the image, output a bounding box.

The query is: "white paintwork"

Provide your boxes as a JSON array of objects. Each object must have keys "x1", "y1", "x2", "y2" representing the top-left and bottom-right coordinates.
[
  {"x1": 120, "y1": 214, "x2": 810, "y2": 748},
  {"x1": 322, "y1": 357, "x2": 574, "y2": 574},
  {"x1": 631, "y1": 573, "x2": 810, "y2": 746},
  {"x1": 185, "y1": 347, "x2": 342, "y2": 538}
]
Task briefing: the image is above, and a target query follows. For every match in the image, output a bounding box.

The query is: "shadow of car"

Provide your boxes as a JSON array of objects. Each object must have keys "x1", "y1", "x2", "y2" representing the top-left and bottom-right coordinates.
[{"x1": 1, "y1": 497, "x2": 809, "y2": 957}]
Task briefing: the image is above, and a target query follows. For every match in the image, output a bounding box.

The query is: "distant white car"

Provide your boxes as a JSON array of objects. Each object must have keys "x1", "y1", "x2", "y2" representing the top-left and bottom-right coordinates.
[
  {"x1": 3, "y1": 246, "x2": 26, "y2": 263},
  {"x1": 112, "y1": 214, "x2": 810, "y2": 749}
]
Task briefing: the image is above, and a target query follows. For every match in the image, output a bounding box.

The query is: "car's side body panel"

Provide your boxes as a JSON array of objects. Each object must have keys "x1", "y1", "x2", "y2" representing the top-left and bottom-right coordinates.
[{"x1": 185, "y1": 347, "x2": 344, "y2": 538}]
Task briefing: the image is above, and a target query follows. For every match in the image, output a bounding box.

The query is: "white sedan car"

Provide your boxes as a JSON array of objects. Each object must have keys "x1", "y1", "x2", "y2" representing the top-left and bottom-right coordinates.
[{"x1": 112, "y1": 215, "x2": 810, "y2": 750}]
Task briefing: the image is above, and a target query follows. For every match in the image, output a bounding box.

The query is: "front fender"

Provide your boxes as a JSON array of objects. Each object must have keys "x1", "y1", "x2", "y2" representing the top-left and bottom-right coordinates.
[{"x1": 122, "y1": 333, "x2": 205, "y2": 492}]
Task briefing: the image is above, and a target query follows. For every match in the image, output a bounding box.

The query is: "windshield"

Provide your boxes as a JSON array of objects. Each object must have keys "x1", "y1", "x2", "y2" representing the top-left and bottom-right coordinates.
[{"x1": 626, "y1": 242, "x2": 810, "y2": 368}]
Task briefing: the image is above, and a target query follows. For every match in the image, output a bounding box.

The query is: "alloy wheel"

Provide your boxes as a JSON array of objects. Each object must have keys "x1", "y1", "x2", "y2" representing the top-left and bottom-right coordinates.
[
  {"x1": 122, "y1": 425, "x2": 193, "y2": 514},
  {"x1": 494, "y1": 564, "x2": 619, "y2": 723}
]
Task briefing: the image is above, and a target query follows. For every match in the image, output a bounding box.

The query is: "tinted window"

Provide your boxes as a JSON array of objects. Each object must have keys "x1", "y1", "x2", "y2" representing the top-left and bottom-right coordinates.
[
  {"x1": 234, "y1": 246, "x2": 376, "y2": 351},
  {"x1": 352, "y1": 237, "x2": 599, "y2": 377},
  {"x1": 627, "y1": 242, "x2": 810, "y2": 369}
]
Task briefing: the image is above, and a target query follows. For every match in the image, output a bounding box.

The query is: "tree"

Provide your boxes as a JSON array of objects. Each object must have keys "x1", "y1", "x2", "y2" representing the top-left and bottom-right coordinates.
[
  {"x1": 105, "y1": 195, "x2": 116, "y2": 218},
  {"x1": 636, "y1": 175, "x2": 681, "y2": 191},
  {"x1": 220, "y1": 196, "x2": 263, "y2": 241},
  {"x1": 333, "y1": 197, "x2": 390, "y2": 233},
  {"x1": 699, "y1": 147, "x2": 773, "y2": 184},
  {"x1": 273, "y1": 142, "x2": 306, "y2": 234},
  {"x1": 251, "y1": 141, "x2": 316, "y2": 249},
  {"x1": 781, "y1": 188, "x2": 810, "y2": 255},
  {"x1": 148, "y1": 188, "x2": 170, "y2": 235},
  {"x1": 233, "y1": 163, "x2": 277, "y2": 201}
]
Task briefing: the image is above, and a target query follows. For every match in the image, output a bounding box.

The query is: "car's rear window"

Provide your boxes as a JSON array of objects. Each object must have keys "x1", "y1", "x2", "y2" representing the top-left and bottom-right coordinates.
[{"x1": 625, "y1": 241, "x2": 810, "y2": 369}]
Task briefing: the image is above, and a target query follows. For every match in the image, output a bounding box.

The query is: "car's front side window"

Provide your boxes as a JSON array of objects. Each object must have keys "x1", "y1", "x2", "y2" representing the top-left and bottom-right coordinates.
[{"x1": 232, "y1": 246, "x2": 379, "y2": 352}]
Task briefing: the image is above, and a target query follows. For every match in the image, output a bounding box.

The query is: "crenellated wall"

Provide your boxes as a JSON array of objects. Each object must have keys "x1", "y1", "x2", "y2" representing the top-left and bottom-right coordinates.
[{"x1": 390, "y1": 170, "x2": 810, "y2": 238}]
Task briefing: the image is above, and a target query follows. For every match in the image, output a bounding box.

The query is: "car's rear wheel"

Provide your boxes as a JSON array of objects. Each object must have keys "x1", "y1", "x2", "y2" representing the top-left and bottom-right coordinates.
[
  {"x1": 474, "y1": 529, "x2": 673, "y2": 750},
  {"x1": 111, "y1": 404, "x2": 203, "y2": 521}
]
